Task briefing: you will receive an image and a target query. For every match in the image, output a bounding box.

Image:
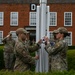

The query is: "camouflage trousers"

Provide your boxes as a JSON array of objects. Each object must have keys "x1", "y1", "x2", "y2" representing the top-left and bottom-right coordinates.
[{"x1": 4, "y1": 52, "x2": 15, "y2": 71}]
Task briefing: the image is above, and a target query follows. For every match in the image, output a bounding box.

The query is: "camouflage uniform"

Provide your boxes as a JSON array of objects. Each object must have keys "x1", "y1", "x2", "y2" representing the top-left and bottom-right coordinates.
[
  {"x1": 45, "y1": 27, "x2": 69, "y2": 71},
  {"x1": 48, "y1": 30, "x2": 59, "y2": 71},
  {"x1": 2, "y1": 33, "x2": 15, "y2": 70},
  {"x1": 14, "y1": 28, "x2": 40, "y2": 72}
]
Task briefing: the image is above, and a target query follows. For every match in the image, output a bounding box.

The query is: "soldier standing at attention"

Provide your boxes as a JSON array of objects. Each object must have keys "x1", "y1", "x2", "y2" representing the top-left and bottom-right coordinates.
[
  {"x1": 44, "y1": 27, "x2": 70, "y2": 71},
  {"x1": 2, "y1": 32, "x2": 15, "y2": 71},
  {"x1": 14, "y1": 28, "x2": 41, "y2": 72}
]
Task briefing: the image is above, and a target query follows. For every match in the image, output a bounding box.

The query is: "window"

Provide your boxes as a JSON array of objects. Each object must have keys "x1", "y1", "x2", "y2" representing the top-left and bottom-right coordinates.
[
  {"x1": 0, "y1": 12, "x2": 4, "y2": 26},
  {"x1": 64, "y1": 12, "x2": 72, "y2": 26},
  {"x1": 10, "y1": 12, "x2": 18, "y2": 26},
  {"x1": 10, "y1": 31, "x2": 17, "y2": 40},
  {"x1": 49, "y1": 31, "x2": 54, "y2": 39},
  {"x1": 0, "y1": 31, "x2": 3, "y2": 44},
  {"x1": 65, "y1": 32, "x2": 72, "y2": 46},
  {"x1": 50, "y1": 12, "x2": 57, "y2": 26},
  {"x1": 29, "y1": 12, "x2": 36, "y2": 26}
]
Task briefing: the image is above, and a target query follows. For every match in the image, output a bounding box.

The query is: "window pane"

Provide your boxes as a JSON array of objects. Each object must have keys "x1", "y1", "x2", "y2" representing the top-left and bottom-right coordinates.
[
  {"x1": 64, "y1": 12, "x2": 72, "y2": 26},
  {"x1": 49, "y1": 31, "x2": 54, "y2": 39},
  {"x1": 30, "y1": 12, "x2": 36, "y2": 26},
  {"x1": 50, "y1": 12, "x2": 57, "y2": 26},
  {"x1": 0, "y1": 12, "x2": 3, "y2": 26},
  {"x1": 0, "y1": 31, "x2": 3, "y2": 44},
  {"x1": 65, "y1": 32, "x2": 72, "y2": 46},
  {"x1": 10, "y1": 31, "x2": 17, "y2": 40},
  {"x1": 10, "y1": 12, "x2": 18, "y2": 26}
]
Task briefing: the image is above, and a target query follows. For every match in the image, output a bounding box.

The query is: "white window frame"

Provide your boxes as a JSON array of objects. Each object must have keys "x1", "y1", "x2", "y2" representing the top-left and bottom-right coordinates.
[
  {"x1": 0, "y1": 12, "x2": 4, "y2": 26},
  {"x1": 10, "y1": 31, "x2": 17, "y2": 40},
  {"x1": 10, "y1": 12, "x2": 18, "y2": 26},
  {"x1": 49, "y1": 31, "x2": 54, "y2": 39},
  {"x1": 64, "y1": 12, "x2": 72, "y2": 26},
  {"x1": 50, "y1": 12, "x2": 57, "y2": 26},
  {"x1": 29, "y1": 12, "x2": 36, "y2": 26},
  {"x1": 65, "y1": 31, "x2": 72, "y2": 46},
  {"x1": 0, "y1": 31, "x2": 3, "y2": 44}
]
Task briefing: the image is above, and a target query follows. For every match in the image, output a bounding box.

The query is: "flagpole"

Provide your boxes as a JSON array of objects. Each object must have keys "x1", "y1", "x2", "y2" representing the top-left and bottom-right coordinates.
[{"x1": 36, "y1": 0, "x2": 49, "y2": 72}]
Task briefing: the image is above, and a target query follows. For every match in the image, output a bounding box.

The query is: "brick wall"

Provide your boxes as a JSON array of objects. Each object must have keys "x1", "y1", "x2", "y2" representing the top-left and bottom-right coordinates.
[{"x1": 0, "y1": 4, "x2": 30, "y2": 36}]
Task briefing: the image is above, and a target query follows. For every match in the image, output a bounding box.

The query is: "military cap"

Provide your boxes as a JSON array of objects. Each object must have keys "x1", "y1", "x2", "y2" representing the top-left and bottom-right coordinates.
[
  {"x1": 54, "y1": 27, "x2": 68, "y2": 34},
  {"x1": 57, "y1": 27, "x2": 68, "y2": 33},
  {"x1": 53, "y1": 30, "x2": 58, "y2": 34},
  {"x1": 16, "y1": 28, "x2": 29, "y2": 36}
]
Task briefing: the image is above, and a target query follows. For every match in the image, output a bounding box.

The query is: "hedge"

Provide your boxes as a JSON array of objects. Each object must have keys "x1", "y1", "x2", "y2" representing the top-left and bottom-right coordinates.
[
  {"x1": 68, "y1": 46, "x2": 75, "y2": 50},
  {"x1": 67, "y1": 50, "x2": 75, "y2": 70},
  {"x1": 0, "y1": 70, "x2": 75, "y2": 75},
  {"x1": 0, "y1": 46, "x2": 4, "y2": 70},
  {"x1": 0, "y1": 46, "x2": 75, "y2": 71}
]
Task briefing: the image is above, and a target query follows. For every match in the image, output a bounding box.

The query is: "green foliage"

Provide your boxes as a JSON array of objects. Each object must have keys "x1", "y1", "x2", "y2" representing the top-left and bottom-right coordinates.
[
  {"x1": 0, "y1": 46, "x2": 4, "y2": 70},
  {"x1": 68, "y1": 46, "x2": 75, "y2": 50},
  {"x1": 0, "y1": 44, "x2": 4, "y2": 46},
  {"x1": 0, "y1": 45, "x2": 4, "y2": 49},
  {"x1": 67, "y1": 50, "x2": 75, "y2": 70},
  {"x1": 0, "y1": 70, "x2": 75, "y2": 75}
]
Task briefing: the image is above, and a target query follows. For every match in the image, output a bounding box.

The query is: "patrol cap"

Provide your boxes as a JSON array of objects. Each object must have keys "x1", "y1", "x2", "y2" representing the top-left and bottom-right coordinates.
[
  {"x1": 57, "y1": 27, "x2": 68, "y2": 33},
  {"x1": 16, "y1": 28, "x2": 29, "y2": 36},
  {"x1": 53, "y1": 30, "x2": 59, "y2": 34}
]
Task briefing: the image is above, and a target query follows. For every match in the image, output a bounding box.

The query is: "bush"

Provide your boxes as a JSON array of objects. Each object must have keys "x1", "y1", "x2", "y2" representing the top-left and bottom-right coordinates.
[
  {"x1": 68, "y1": 46, "x2": 75, "y2": 50},
  {"x1": 0, "y1": 46, "x2": 5, "y2": 70},
  {"x1": 67, "y1": 50, "x2": 75, "y2": 70},
  {"x1": 0, "y1": 70, "x2": 75, "y2": 75}
]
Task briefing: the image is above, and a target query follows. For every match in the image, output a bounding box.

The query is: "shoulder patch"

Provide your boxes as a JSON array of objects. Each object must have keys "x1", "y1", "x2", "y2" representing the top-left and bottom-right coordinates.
[{"x1": 56, "y1": 42, "x2": 60, "y2": 46}]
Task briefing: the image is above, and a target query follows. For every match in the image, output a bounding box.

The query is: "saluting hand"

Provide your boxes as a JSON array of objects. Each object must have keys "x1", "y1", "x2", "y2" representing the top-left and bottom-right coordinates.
[{"x1": 6, "y1": 34, "x2": 10, "y2": 38}]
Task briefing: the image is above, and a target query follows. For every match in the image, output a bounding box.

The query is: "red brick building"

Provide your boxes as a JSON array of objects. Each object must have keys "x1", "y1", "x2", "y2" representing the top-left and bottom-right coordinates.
[{"x1": 0, "y1": 0, "x2": 75, "y2": 46}]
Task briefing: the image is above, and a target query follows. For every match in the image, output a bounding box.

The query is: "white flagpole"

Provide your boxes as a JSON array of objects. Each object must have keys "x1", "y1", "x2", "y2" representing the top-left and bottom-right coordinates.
[
  {"x1": 36, "y1": 0, "x2": 49, "y2": 72},
  {"x1": 36, "y1": 6, "x2": 41, "y2": 72}
]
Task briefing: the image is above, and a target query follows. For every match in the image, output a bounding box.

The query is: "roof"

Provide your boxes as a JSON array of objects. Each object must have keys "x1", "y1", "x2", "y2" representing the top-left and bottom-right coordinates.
[
  {"x1": 0, "y1": 0, "x2": 75, "y2": 4},
  {"x1": 0, "y1": 0, "x2": 39, "y2": 4},
  {"x1": 48, "y1": 0, "x2": 75, "y2": 3}
]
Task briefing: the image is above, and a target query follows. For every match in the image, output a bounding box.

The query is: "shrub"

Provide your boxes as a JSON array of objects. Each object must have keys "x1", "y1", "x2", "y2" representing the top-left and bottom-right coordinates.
[
  {"x1": 0, "y1": 70, "x2": 75, "y2": 75},
  {"x1": 68, "y1": 46, "x2": 75, "y2": 50},
  {"x1": 67, "y1": 50, "x2": 75, "y2": 70},
  {"x1": 0, "y1": 46, "x2": 4, "y2": 70}
]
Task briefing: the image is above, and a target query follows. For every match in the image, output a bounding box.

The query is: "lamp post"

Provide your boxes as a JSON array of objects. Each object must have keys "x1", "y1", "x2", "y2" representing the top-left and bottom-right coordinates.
[{"x1": 36, "y1": 0, "x2": 50, "y2": 72}]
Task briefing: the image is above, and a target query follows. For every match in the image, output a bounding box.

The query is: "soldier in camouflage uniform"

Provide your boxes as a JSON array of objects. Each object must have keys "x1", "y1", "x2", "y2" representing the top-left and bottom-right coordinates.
[
  {"x1": 45, "y1": 27, "x2": 70, "y2": 71},
  {"x1": 48, "y1": 30, "x2": 59, "y2": 71},
  {"x1": 2, "y1": 32, "x2": 15, "y2": 71},
  {"x1": 14, "y1": 28, "x2": 41, "y2": 72}
]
